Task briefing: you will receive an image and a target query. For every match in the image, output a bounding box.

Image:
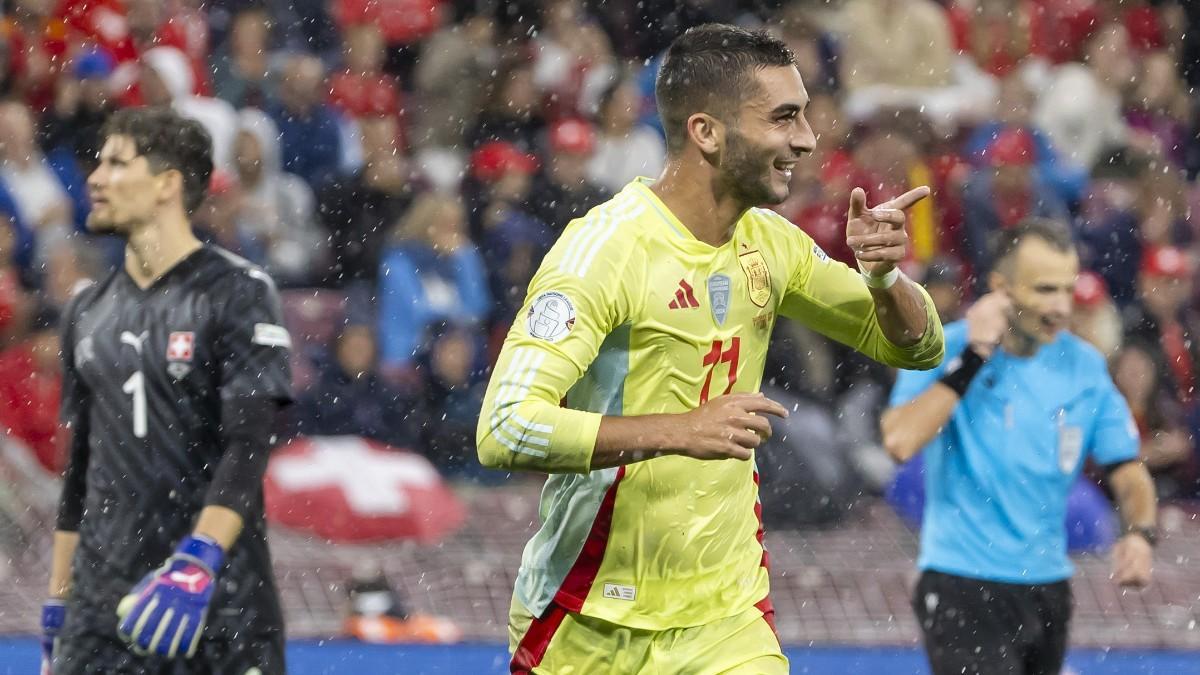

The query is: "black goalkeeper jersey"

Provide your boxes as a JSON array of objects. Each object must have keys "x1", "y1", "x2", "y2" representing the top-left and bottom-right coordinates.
[{"x1": 59, "y1": 245, "x2": 292, "y2": 651}]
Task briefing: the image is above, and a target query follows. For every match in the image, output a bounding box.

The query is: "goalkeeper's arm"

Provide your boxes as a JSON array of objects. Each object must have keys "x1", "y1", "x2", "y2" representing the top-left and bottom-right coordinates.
[
  {"x1": 194, "y1": 396, "x2": 281, "y2": 549},
  {"x1": 50, "y1": 405, "x2": 90, "y2": 599}
]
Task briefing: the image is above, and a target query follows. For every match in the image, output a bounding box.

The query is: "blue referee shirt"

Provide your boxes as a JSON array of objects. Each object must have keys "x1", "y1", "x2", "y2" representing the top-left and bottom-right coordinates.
[{"x1": 890, "y1": 321, "x2": 1140, "y2": 584}]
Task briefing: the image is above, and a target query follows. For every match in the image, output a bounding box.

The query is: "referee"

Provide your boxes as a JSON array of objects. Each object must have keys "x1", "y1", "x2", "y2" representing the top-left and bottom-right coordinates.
[{"x1": 881, "y1": 219, "x2": 1157, "y2": 675}]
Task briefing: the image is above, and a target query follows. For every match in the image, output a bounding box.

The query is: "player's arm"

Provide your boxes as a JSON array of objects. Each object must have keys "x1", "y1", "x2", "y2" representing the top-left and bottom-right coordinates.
[
  {"x1": 45, "y1": 292, "x2": 93, "y2": 670},
  {"x1": 190, "y1": 395, "x2": 281, "y2": 548},
  {"x1": 476, "y1": 223, "x2": 647, "y2": 473},
  {"x1": 118, "y1": 270, "x2": 293, "y2": 659},
  {"x1": 880, "y1": 293, "x2": 1011, "y2": 461},
  {"x1": 1109, "y1": 461, "x2": 1157, "y2": 538},
  {"x1": 49, "y1": 419, "x2": 89, "y2": 598},
  {"x1": 777, "y1": 211, "x2": 943, "y2": 370},
  {"x1": 1092, "y1": 379, "x2": 1158, "y2": 588},
  {"x1": 591, "y1": 393, "x2": 788, "y2": 468},
  {"x1": 477, "y1": 223, "x2": 786, "y2": 473}
]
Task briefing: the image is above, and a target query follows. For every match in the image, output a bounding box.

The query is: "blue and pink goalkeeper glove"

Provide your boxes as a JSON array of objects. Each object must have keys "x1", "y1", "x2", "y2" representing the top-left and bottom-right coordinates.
[
  {"x1": 116, "y1": 535, "x2": 223, "y2": 659},
  {"x1": 40, "y1": 599, "x2": 65, "y2": 675}
]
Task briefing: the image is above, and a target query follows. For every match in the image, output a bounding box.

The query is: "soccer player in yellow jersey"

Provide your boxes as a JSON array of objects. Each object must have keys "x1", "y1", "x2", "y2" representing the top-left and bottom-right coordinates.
[{"x1": 477, "y1": 24, "x2": 945, "y2": 674}]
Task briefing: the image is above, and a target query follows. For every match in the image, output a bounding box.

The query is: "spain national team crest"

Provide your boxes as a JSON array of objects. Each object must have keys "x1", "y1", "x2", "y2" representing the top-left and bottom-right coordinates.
[
  {"x1": 738, "y1": 249, "x2": 772, "y2": 308},
  {"x1": 166, "y1": 331, "x2": 194, "y2": 379},
  {"x1": 708, "y1": 274, "x2": 731, "y2": 326}
]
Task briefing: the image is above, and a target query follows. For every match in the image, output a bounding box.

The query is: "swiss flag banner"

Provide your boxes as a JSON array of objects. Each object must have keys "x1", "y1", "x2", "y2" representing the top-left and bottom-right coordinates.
[{"x1": 264, "y1": 436, "x2": 466, "y2": 543}]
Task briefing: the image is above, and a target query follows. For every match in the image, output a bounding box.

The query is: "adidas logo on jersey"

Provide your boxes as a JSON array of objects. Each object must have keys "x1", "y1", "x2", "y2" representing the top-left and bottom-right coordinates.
[{"x1": 667, "y1": 279, "x2": 699, "y2": 310}]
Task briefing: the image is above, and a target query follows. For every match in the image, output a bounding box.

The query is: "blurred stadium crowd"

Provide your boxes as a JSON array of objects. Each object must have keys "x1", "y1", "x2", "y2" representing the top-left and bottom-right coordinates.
[{"x1": 1, "y1": 0, "x2": 1200, "y2": 596}]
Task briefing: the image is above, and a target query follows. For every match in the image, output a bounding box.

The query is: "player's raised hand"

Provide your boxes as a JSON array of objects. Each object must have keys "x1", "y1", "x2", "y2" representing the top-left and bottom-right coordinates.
[
  {"x1": 845, "y1": 186, "x2": 931, "y2": 276},
  {"x1": 677, "y1": 393, "x2": 789, "y2": 461},
  {"x1": 116, "y1": 535, "x2": 224, "y2": 659},
  {"x1": 1111, "y1": 533, "x2": 1153, "y2": 589}
]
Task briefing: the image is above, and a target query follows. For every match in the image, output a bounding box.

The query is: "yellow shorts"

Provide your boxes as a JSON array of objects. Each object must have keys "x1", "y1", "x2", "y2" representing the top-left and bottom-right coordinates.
[{"x1": 507, "y1": 596, "x2": 789, "y2": 674}]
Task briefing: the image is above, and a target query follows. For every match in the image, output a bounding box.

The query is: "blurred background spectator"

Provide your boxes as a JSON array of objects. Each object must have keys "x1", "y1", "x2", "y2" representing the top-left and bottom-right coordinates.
[{"x1": 376, "y1": 192, "x2": 489, "y2": 375}]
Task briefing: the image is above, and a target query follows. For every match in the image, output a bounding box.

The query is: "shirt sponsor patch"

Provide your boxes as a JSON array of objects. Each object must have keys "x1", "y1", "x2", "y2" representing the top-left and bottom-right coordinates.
[
  {"x1": 253, "y1": 323, "x2": 292, "y2": 349},
  {"x1": 812, "y1": 243, "x2": 830, "y2": 262},
  {"x1": 527, "y1": 291, "x2": 576, "y2": 343}
]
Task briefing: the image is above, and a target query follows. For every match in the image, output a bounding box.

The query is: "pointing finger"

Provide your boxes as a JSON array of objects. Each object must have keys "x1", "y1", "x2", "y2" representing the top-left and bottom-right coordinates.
[
  {"x1": 883, "y1": 186, "x2": 931, "y2": 211},
  {"x1": 848, "y1": 187, "x2": 868, "y2": 219}
]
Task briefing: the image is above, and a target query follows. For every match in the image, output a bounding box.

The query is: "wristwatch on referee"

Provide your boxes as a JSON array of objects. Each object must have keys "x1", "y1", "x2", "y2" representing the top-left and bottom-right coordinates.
[{"x1": 1125, "y1": 525, "x2": 1159, "y2": 548}]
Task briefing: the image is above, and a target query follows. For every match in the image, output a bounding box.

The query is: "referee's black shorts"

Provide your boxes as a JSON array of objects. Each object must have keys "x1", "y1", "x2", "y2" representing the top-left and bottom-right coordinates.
[{"x1": 913, "y1": 569, "x2": 1072, "y2": 675}]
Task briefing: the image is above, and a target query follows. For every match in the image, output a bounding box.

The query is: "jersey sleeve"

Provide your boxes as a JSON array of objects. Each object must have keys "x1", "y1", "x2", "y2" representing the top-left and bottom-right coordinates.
[
  {"x1": 213, "y1": 268, "x2": 293, "y2": 403},
  {"x1": 56, "y1": 288, "x2": 93, "y2": 531},
  {"x1": 1088, "y1": 372, "x2": 1140, "y2": 467},
  {"x1": 775, "y1": 218, "x2": 943, "y2": 370},
  {"x1": 476, "y1": 220, "x2": 642, "y2": 474},
  {"x1": 888, "y1": 321, "x2": 968, "y2": 407}
]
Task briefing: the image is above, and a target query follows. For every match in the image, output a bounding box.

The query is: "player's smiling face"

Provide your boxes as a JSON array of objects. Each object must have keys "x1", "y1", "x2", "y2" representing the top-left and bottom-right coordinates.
[
  {"x1": 720, "y1": 65, "x2": 815, "y2": 207},
  {"x1": 87, "y1": 135, "x2": 165, "y2": 234}
]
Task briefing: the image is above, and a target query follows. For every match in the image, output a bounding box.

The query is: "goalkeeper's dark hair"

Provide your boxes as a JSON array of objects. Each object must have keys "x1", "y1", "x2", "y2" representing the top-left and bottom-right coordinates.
[
  {"x1": 655, "y1": 23, "x2": 796, "y2": 155},
  {"x1": 100, "y1": 106, "x2": 213, "y2": 214},
  {"x1": 992, "y1": 218, "x2": 1076, "y2": 273}
]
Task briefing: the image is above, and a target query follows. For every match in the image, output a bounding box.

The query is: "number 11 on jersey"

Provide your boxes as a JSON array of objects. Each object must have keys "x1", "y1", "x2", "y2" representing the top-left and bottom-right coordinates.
[{"x1": 699, "y1": 337, "x2": 740, "y2": 405}]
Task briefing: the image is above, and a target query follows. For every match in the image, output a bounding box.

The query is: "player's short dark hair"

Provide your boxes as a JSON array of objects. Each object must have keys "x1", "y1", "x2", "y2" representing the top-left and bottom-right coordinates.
[
  {"x1": 992, "y1": 219, "x2": 1075, "y2": 271},
  {"x1": 655, "y1": 23, "x2": 796, "y2": 154},
  {"x1": 100, "y1": 107, "x2": 213, "y2": 214}
]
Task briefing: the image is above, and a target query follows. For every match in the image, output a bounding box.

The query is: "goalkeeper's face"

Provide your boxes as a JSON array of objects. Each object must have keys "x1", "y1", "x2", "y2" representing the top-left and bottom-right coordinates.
[
  {"x1": 86, "y1": 135, "x2": 165, "y2": 235},
  {"x1": 719, "y1": 66, "x2": 815, "y2": 207}
]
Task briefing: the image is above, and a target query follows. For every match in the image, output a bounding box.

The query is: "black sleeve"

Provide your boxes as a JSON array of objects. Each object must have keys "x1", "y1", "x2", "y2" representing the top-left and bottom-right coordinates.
[
  {"x1": 214, "y1": 270, "x2": 293, "y2": 403},
  {"x1": 55, "y1": 294, "x2": 91, "y2": 532},
  {"x1": 204, "y1": 396, "x2": 278, "y2": 519},
  {"x1": 1103, "y1": 458, "x2": 1141, "y2": 477}
]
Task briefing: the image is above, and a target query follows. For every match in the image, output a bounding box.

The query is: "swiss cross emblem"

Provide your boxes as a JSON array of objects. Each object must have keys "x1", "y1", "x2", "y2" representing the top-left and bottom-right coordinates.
[{"x1": 167, "y1": 332, "x2": 194, "y2": 361}]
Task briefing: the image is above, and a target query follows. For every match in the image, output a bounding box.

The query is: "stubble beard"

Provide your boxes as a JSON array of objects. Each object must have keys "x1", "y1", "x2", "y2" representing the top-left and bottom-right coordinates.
[{"x1": 721, "y1": 127, "x2": 784, "y2": 208}]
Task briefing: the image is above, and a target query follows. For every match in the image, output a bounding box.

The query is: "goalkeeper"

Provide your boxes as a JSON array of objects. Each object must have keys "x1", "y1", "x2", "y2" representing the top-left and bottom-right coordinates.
[{"x1": 42, "y1": 107, "x2": 291, "y2": 674}]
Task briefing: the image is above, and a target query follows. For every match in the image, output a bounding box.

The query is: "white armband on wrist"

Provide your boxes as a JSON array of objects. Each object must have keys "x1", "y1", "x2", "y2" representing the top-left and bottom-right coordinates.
[{"x1": 859, "y1": 264, "x2": 900, "y2": 289}]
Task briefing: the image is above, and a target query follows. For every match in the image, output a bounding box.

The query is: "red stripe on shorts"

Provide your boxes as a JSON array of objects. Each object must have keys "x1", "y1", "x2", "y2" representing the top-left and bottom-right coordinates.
[
  {"x1": 511, "y1": 602, "x2": 569, "y2": 674},
  {"x1": 551, "y1": 465, "x2": 627, "y2": 611}
]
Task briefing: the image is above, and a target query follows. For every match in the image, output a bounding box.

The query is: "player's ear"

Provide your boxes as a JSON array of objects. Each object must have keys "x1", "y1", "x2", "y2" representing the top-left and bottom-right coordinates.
[
  {"x1": 156, "y1": 168, "x2": 185, "y2": 206},
  {"x1": 685, "y1": 112, "x2": 723, "y2": 156}
]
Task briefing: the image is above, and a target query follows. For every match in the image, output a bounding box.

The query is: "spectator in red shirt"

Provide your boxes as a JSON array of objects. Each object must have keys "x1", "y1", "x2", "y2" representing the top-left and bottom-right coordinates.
[
  {"x1": 1123, "y1": 246, "x2": 1200, "y2": 406},
  {"x1": 329, "y1": 22, "x2": 404, "y2": 145},
  {"x1": 331, "y1": 0, "x2": 445, "y2": 84},
  {"x1": 1111, "y1": 339, "x2": 1197, "y2": 500},
  {"x1": 0, "y1": 304, "x2": 62, "y2": 473},
  {"x1": 1071, "y1": 269, "x2": 1124, "y2": 359},
  {"x1": 947, "y1": 0, "x2": 1033, "y2": 77},
  {"x1": 0, "y1": 211, "x2": 30, "y2": 348}
]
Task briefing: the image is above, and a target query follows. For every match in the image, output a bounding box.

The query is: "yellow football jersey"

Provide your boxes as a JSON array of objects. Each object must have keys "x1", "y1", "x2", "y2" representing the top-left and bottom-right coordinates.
[{"x1": 478, "y1": 178, "x2": 943, "y2": 631}]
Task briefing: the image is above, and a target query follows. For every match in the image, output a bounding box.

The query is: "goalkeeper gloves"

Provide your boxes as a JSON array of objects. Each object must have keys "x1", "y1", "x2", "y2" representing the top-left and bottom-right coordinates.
[
  {"x1": 40, "y1": 599, "x2": 65, "y2": 675},
  {"x1": 116, "y1": 535, "x2": 223, "y2": 659}
]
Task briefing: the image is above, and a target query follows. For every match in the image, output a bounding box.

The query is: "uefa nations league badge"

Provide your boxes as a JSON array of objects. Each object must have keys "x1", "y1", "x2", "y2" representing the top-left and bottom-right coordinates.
[{"x1": 708, "y1": 274, "x2": 731, "y2": 326}]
